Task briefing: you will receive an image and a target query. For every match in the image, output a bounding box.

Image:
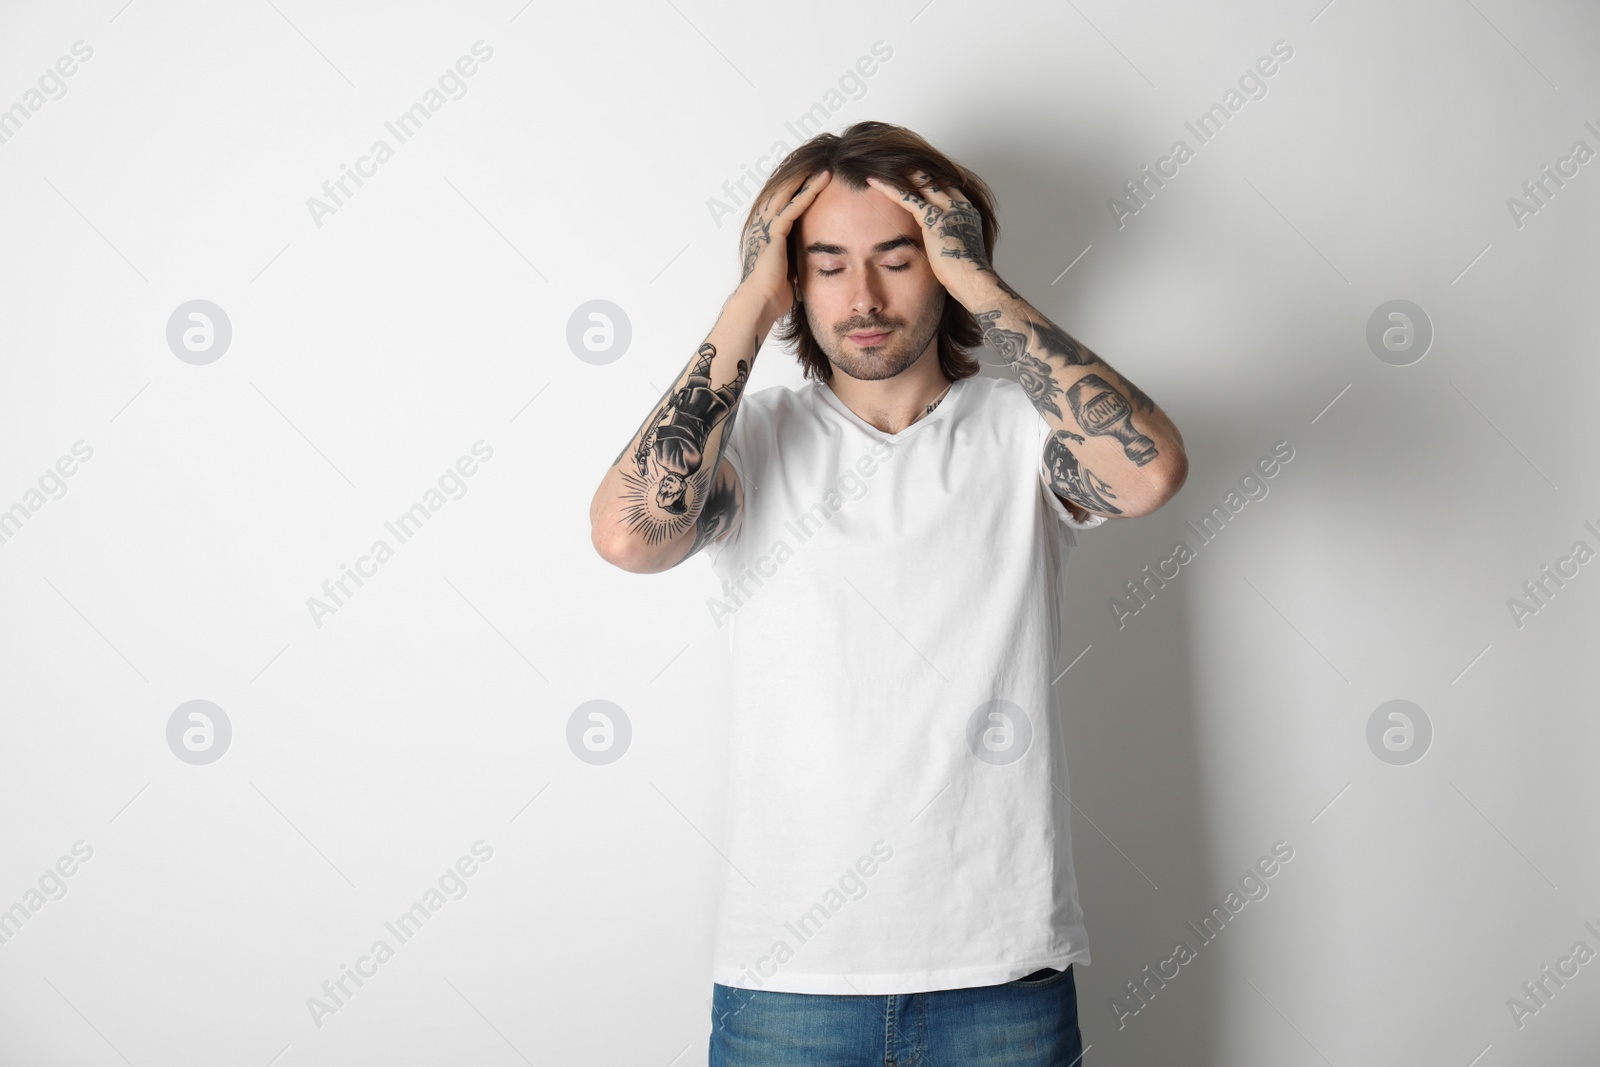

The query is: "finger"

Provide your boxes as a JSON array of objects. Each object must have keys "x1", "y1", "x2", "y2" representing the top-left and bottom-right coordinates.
[
  {"x1": 761, "y1": 168, "x2": 826, "y2": 220},
  {"x1": 864, "y1": 174, "x2": 906, "y2": 200},
  {"x1": 751, "y1": 174, "x2": 801, "y2": 221},
  {"x1": 771, "y1": 169, "x2": 831, "y2": 233},
  {"x1": 864, "y1": 174, "x2": 919, "y2": 214},
  {"x1": 896, "y1": 172, "x2": 946, "y2": 211},
  {"x1": 909, "y1": 171, "x2": 964, "y2": 209},
  {"x1": 866, "y1": 175, "x2": 940, "y2": 229},
  {"x1": 777, "y1": 169, "x2": 831, "y2": 219}
]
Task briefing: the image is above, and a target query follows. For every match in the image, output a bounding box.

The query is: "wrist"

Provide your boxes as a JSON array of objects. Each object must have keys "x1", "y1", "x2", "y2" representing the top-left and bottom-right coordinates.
[
  {"x1": 728, "y1": 284, "x2": 783, "y2": 337},
  {"x1": 961, "y1": 275, "x2": 1020, "y2": 317}
]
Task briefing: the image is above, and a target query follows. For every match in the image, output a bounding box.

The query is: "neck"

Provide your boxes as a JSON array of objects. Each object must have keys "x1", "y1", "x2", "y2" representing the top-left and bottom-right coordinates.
[{"x1": 824, "y1": 359, "x2": 954, "y2": 436}]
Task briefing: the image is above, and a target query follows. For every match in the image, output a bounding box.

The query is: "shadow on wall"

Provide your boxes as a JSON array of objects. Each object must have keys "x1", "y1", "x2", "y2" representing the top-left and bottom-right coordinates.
[
  {"x1": 946, "y1": 127, "x2": 1222, "y2": 1066},
  {"x1": 959, "y1": 145, "x2": 1292, "y2": 1067}
]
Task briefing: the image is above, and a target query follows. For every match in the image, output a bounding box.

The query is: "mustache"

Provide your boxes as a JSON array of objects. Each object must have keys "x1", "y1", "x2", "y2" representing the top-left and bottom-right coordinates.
[{"x1": 839, "y1": 318, "x2": 899, "y2": 333}]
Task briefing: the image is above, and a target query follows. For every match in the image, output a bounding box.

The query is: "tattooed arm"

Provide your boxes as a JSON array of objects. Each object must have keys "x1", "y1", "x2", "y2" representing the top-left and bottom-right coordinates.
[
  {"x1": 973, "y1": 290, "x2": 1186, "y2": 519},
  {"x1": 589, "y1": 299, "x2": 759, "y2": 574},
  {"x1": 866, "y1": 172, "x2": 1187, "y2": 520},
  {"x1": 590, "y1": 168, "x2": 832, "y2": 573}
]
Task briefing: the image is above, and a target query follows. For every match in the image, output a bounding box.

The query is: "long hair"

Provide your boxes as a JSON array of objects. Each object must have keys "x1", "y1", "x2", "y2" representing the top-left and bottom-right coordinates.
[{"x1": 736, "y1": 121, "x2": 997, "y2": 384}]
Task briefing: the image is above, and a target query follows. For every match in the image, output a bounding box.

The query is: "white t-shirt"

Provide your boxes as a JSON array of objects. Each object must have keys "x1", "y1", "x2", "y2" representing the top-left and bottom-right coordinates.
[{"x1": 701, "y1": 372, "x2": 1108, "y2": 996}]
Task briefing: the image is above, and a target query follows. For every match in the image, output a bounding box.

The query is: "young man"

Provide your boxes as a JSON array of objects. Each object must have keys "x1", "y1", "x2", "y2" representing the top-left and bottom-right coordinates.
[{"x1": 591, "y1": 121, "x2": 1186, "y2": 1065}]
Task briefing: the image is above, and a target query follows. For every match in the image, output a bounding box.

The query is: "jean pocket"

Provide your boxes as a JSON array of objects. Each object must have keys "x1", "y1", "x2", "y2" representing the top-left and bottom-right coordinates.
[{"x1": 1010, "y1": 966, "x2": 1067, "y2": 988}]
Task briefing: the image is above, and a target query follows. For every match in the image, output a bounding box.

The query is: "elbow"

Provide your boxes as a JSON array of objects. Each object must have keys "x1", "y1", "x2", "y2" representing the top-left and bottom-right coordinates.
[
  {"x1": 1120, "y1": 450, "x2": 1189, "y2": 519},
  {"x1": 592, "y1": 524, "x2": 641, "y2": 573},
  {"x1": 592, "y1": 523, "x2": 671, "y2": 574},
  {"x1": 1159, "y1": 448, "x2": 1189, "y2": 501},
  {"x1": 591, "y1": 481, "x2": 658, "y2": 573}
]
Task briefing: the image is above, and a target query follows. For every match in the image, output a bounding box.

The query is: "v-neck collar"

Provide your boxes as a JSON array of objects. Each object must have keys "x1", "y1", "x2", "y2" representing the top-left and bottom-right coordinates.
[{"x1": 812, "y1": 375, "x2": 970, "y2": 442}]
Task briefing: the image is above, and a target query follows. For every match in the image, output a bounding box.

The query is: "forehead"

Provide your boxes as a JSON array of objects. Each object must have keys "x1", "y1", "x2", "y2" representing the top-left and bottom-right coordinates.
[{"x1": 797, "y1": 180, "x2": 921, "y2": 252}]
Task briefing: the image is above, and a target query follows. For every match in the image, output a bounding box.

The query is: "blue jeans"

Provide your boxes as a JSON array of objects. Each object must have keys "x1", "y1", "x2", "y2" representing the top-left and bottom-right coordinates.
[{"x1": 709, "y1": 965, "x2": 1084, "y2": 1066}]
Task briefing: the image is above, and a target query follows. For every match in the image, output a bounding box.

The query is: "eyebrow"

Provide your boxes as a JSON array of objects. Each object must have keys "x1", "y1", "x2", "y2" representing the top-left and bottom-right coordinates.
[{"x1": 805, "y1": 235, "x2": 919, "y2": 256}]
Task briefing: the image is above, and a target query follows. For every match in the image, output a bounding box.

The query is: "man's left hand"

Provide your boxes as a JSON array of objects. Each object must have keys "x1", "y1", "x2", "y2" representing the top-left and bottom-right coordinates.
[{"x1": 866, "y1": 172, "x2": 1018, "y2": 312}]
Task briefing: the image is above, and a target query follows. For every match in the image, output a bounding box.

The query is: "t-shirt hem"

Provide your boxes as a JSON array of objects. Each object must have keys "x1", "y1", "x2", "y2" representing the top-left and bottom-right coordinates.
[{"x1": 711, "y1": 948, "x2": 1092, "y2": 995}]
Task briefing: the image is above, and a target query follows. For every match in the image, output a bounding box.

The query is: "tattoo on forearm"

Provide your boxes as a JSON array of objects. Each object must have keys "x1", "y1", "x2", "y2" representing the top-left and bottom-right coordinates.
[
  {"x1": 1065, "y1": 374, "x2": 1158, "y2": 466},
  {"x1": 1015, "y1": 352, "x2": 1065, "y2": 419},
  {"x1": 977, "y1": 309, "x2": 1063, "y2": 418},
  {"x1": 1030, "y1": 317, "x2": 1097, "y2": 368},
  {"x1": 685, "y1": 463, "x2": 739, "y2": 558},
  {"x1": 618, "y1": 342, "x2": 750, "y2": 545},
  {"x1": 1045, "y1": 429, "x2": 1122, "y2": 515},
  {"x1": 979, "y1": 304, "x2": 1161, "y2": 461},
  {"x1": 1031, "y1": 318, "x2": 1154, "y2": 413},
  {"x1": 631, "y1": 342, "x2": 715, "y2": 479},
  {"x1": 679, "y1": 396, "x2": 742, "y2": 561},
  {"x1": 977, "y1": 310, "x2": 1026, "y2": 363},
  {"x1": 612, "y1": 376, "x2": 679, "y2": 468},
  {"x1": 1122, "y1": 375, "x2": 1156, "y2": 415}
]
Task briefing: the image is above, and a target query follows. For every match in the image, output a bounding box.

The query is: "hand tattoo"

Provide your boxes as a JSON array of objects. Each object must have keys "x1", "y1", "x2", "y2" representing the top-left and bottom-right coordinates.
[
  {"x1": 897, "y1": 175, "x2": 943, "y2": 227},
  {"x1": 741, "y1": 179, "x2": 816, "y2": 282},
  {"x1": 937, "y1": 197, "x2": 988, "y2": 268},
  {"x1": 740, "y1": 214, "x2": 771, "y2": 282}
]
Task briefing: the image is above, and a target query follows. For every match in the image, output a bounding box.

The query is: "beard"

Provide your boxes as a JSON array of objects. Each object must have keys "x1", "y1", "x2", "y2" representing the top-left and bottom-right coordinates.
[{"x1": 808, "y1": 286, "x2": 947, "y2": 381}]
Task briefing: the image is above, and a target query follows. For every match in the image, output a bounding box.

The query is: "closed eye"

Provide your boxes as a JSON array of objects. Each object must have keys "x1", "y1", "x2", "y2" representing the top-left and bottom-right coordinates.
[{"x1": 818, "y1": 263, "x2": 912, "y2": 276}]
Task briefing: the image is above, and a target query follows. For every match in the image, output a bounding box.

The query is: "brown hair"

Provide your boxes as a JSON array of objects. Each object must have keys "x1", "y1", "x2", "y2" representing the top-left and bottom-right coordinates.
[{"x1": 738, "y1": 120, "x2": 997, "y2": 383}]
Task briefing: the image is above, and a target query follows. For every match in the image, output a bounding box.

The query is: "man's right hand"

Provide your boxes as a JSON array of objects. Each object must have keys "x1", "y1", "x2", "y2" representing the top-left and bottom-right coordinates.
[
  {"x1": 593, "y1": 171, "x2": 829, "y2": 575},
  {"x1": 735, "y1": 169, "x2": 831, "y2": 330}
]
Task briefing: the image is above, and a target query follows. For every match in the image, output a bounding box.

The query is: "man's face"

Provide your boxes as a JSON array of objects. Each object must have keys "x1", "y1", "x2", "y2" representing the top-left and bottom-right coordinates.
[
  {"x1": 655, "y1": 472, "x2": 686, "y2": 512},
  {"x1": 794, "y1": 179, "x2": 947, "y2": 382}
]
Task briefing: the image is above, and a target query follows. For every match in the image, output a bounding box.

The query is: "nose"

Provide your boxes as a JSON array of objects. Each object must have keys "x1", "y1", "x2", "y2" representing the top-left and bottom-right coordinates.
[{"x1": 849, "y1": 269, "x2": 886, "y2": 318}]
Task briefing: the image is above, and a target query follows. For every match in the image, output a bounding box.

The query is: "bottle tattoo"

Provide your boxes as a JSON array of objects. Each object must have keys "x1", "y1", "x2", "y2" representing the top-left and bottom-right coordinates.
[{"x1": 1064, "y1": 374, "x2": 1158, "y2": 466}]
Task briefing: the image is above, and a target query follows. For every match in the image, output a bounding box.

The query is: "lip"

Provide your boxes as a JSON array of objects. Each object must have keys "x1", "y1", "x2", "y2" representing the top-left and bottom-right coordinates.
[{"x1": 849, "y1": 330, "x2": 892, "y2": 345}]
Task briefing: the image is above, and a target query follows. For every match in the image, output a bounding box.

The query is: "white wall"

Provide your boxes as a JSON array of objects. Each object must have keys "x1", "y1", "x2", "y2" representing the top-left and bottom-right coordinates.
[{"x1": 2, "y1": 0, "x2": 1596, "y2": 1063}]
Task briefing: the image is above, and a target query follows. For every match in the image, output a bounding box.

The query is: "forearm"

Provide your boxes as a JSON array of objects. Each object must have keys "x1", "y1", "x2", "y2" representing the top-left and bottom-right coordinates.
[
  {"x1": 589, "y1": 287, "x2": 771, "y2": 569},
  {"x1": 970, "y1": 286, "x2": 1187, "y2": 518}
]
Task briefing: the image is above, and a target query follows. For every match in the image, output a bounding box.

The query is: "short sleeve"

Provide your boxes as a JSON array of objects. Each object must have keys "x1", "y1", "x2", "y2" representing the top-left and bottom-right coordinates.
[{"x1": 1036, "y1": 411, "x2": 1111, "y2": 534}]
